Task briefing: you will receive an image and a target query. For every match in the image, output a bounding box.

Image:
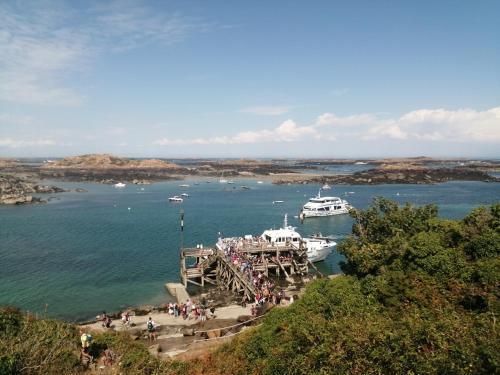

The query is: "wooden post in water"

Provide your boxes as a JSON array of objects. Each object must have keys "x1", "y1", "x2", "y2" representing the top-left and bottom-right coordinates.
[{"x1": 180, "y1": 209, "x2": 185, "y2": 286}]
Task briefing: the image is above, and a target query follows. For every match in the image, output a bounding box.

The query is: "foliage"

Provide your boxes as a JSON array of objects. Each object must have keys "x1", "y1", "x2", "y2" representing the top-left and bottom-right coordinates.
[
  {"x1": 0, "y1": 308, "x2": 81, "y2": 375},
  {"x1": 191, "y1": 199, "x2": 500, "y2": 374}
]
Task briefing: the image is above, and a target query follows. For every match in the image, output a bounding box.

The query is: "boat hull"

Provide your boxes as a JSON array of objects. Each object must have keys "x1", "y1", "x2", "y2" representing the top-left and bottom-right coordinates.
[
  {"x1": 302, "y1": 207, "x2": 350, "y2": 217},
  {"x1": 307, "y1": 246, "x2": 332, "y2": 262},
  {"x1": 304, "y1": 238, "x2": 336, "y2": 262}
]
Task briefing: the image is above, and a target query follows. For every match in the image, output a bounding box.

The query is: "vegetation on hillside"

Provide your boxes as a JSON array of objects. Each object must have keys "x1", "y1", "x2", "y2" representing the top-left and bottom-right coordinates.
[
  {"x1": 197, "y1": 199, "x2": 499, "y2": 374},
  {"x1": 0, "y1": 308, "x2": 187, "y2": 375},
  {"x1": 1, "y1": 199, "x2": 498, "y2": 374}
]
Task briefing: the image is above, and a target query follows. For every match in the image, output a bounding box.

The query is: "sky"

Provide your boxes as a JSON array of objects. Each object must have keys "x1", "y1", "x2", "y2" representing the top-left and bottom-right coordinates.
[{"x1": 0, "y1": 0, "x2": 499, "y2": 158}]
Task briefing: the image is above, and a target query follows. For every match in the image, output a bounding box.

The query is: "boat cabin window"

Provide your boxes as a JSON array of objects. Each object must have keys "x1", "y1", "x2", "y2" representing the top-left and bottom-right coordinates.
[
  {"x1": 292, "y1": 237, "x2": 299, "y2": 242},
  {"x1": 265, "y1": 235, "x2": 272, "y2": 242}
]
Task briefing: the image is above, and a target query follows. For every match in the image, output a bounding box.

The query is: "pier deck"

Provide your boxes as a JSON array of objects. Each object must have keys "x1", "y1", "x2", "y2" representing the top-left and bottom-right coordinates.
[{"x1": 180, "y1": 240, "x2": 314, "y2": 299}]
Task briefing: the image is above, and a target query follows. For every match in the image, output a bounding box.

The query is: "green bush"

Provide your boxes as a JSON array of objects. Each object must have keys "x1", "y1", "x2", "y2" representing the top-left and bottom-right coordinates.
[{"x1": 194, "y1": 200, "x2": 500, "y2": 375}]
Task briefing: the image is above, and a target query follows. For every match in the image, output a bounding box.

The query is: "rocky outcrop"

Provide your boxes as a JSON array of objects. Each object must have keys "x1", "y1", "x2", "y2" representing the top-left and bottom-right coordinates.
[
  {"x1": 37, "y1": 154, "x2": 186, "y2": 183},
  {"x1": 0, "y1": 158, "x2": 20, "y2": 168},
  {"x1": 42, "y1": 154, "x2": 180, "y2": 170},
  {"x1": 274, "y1": 167, "x2": 499, "y2": 185},
  {"x1": 0, "y1": 174, "x2": 65, "y2": 205}
]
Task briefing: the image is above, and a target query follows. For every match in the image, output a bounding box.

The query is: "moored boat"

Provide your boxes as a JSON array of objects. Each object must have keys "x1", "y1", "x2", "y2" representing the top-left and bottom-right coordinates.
[
  {"x1": 168, "y1": 196, "x2": 183, "y2": 202},
  {"x1": 301, "y1": 189, "x2": 351, "y2": 218},
  {"x1": 216, "y1": 215, "x2": 336, "y2": 262}
]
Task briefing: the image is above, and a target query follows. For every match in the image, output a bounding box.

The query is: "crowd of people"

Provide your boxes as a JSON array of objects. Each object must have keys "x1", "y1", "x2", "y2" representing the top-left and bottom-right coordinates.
[
  {"x1": 218, "y1": 237, "x2": 293, "y2": 312},
  {"x1": 163, "y1": 299, "x2": 213, "y2": 322}
]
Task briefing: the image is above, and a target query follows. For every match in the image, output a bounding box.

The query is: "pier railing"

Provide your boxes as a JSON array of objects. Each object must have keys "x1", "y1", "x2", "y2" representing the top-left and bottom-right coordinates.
[{"x1": 180, "y1": 242, "x2": 313, "y2": 298}]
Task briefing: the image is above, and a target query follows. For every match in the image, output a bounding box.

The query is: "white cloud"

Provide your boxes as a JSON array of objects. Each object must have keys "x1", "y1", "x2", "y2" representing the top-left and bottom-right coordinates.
[
  {"x1": 314, "y1": 106, "x2": 500, "y2": 143},
  {"x1": 0, "y1": 137, "x2": 56, "y2": 148},
  {"x1": 0, "y1": 1, "x2": 209, "y2": 106},
  {"x1": 153, "y1": 106, "x2": 500, "y2": 148},
  {"x1": 316, "y1": 112, "x2": 376, "y2": 127},
  {"x1": 90, "y1": 2, "x2": 209, "y2": 52},
  {"x1": 240, "y1": 106, "x2": 291, "y2": 116},
  {"x1": 361, "y1": 122, "x2": 408, "y2": 141},
  {"x1": 154, "y1": 119, "x2": 317, "y2": 146},
  {"x1": 397, "y1": 107, "x2": 500, "y2": 142}
]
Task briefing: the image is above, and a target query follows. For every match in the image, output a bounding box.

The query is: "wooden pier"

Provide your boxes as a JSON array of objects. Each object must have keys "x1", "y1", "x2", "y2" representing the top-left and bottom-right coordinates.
[{"x1": 180, "y1": 240, "x2": 319, "y2": 299}]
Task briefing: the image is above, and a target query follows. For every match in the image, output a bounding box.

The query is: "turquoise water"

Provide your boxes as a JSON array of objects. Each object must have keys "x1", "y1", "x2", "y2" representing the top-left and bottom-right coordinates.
[{"x1": 1, "y1": 179, "x2": 499, "y2": 321}]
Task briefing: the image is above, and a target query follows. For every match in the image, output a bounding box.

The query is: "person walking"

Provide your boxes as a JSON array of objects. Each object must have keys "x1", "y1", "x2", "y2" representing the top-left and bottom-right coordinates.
[
  {"x1": 146, "y1": 317, "x2": 157, "y2": 341},
  {"x1": 79, "y1": 329, "x2": 93, "y2": 365}
]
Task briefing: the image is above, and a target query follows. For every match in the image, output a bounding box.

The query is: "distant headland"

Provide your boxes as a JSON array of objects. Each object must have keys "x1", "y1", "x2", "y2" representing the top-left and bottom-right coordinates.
[{"x1": 0, "y1": 154, "x2": 498, "y2": 204}]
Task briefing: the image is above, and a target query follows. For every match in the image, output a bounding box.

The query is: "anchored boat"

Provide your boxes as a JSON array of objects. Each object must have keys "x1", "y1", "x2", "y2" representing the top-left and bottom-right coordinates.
[{"x1": 300, "y1": 189, "x2": 351, "y2": 218}]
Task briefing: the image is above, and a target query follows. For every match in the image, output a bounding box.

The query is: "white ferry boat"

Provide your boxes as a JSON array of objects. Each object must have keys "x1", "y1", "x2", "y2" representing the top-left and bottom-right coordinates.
[
  {"x1": 217, "y1": 215, "x2": 336, "y2": 262},
  {"x1": 300, "y1": 189, "x2": 351, "y2": 218}
]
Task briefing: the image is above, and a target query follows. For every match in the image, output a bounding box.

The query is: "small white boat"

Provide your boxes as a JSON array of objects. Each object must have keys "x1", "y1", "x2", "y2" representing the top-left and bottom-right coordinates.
[
  {"x1": 227, "y1": 180, "x2": 235, "y2": 184},
  {"x1": 354, "y1": 161, "x2": 368, "y2": 165},
  {"x1": 321, "y1": 184, "x2": 331, "y2": 190},
  {"x1": 168, "y1": 196, "x2": 183, "y2": 202},
  {"x1": 180, "y1": 193, "x2": 189, "y2": 197},
  {"x1": 114, "y1": 182, "x2": 126, "y2": 188},
  {"x1": 179, "y1": 184, "x2": 190, "y2": 187},
  {"x1": 273, "y1": 200, "x2": 284, "y2": 204},
  {"x1": 257, "y1": 181, "x2": 263, "y2": 184}
]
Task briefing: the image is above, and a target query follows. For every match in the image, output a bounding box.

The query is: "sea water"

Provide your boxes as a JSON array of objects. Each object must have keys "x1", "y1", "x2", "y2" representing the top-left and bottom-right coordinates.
[{"x1": 1, "y1": 179, "x2": 499, "y2": 321}]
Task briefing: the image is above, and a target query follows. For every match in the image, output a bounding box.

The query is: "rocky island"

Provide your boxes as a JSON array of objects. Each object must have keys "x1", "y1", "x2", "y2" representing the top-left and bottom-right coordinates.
[
  {"x1": 38, "y1": 154, "x2": 185, "y2": 184},
  {"x1": 274, "y1": 162, "x2": 499, "y2": 185},
  {"x1": 0, "y1": 174, "x2": 65, "y2": 205},
  {"x1": 0, "y1": 154, "x2": 499, "y2": 190}
]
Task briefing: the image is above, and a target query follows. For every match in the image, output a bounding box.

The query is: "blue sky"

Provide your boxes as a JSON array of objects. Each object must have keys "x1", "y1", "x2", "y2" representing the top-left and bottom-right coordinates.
[{"x1": 0, "y1": 0, "x2": 499, "y2": 158}]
